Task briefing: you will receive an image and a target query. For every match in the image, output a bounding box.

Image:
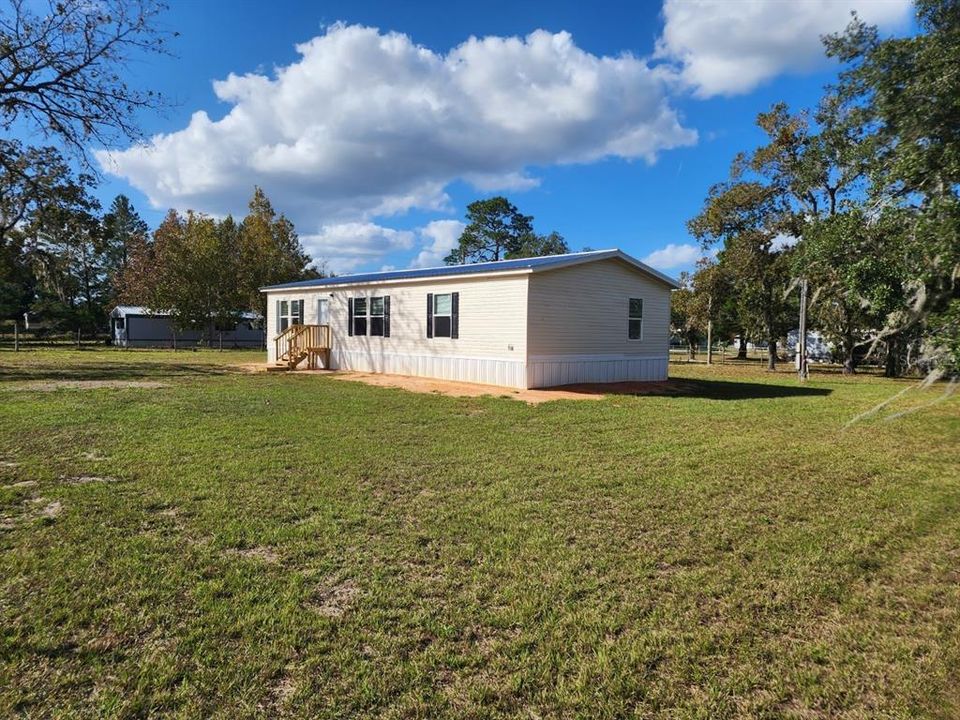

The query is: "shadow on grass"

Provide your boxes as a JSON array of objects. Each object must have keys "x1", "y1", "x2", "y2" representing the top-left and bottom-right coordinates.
[
  {"x1": 0, "y1": 361, "x2": 239, "y2": 383},
  {"x1": 552, "y1": 378, "x2": 833, "y2": 401}
]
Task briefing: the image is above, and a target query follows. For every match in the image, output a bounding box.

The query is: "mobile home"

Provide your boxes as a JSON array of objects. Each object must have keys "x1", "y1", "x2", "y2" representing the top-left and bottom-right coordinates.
[{"x1": 261, "y1": 249, "x2": 677, "y2": 389}]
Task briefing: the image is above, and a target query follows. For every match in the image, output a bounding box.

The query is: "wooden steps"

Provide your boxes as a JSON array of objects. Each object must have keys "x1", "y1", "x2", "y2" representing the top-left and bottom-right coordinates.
[{"x1": 271, "y1": 325, "x2": 332, "y2": 371}]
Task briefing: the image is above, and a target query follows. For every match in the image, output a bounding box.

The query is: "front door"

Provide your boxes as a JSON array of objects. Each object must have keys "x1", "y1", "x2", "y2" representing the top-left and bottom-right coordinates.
[{"x1": 317, "y1": 298, "x2": 330, "y2": 325}]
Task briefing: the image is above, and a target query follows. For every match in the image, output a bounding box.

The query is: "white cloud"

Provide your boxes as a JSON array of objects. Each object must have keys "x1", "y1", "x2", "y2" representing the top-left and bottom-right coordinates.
[
  {"x1": 303, "y1": 218, "x2": 467, "y2": 273},
  {"x1": 656, "y1": 0, "x2": 911, "y2": 97},
  {"x1": 98, "y1": 23, "x2": 696, "y2": 238},
  {"x1": 410, "y1": 219, "x2": 467, "y2": 268},
  {"x1": 642, "y1": 242, "x2": 702, "y2": 270},
  {"x1": 302, "y1": 222, "x2": 415, "y2": 274}
]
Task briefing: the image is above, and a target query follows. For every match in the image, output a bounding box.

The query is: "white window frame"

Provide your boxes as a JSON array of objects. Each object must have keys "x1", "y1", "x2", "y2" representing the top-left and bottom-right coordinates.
[
  {"x1": 627, "y1": 297, "x2": 643, "y2": 341},
  {"x1": 278, "y1": 299, "x2": 303, "y2": 332},
  {"x1": 369, "y1": 296, "x2": 385, "y2": 337},
  {"x1": 432, "y1": 293, "x2": 452, "y2": 338},
  {"x1": 352, "y1": 296, "x2": 368, "y2": 336}
]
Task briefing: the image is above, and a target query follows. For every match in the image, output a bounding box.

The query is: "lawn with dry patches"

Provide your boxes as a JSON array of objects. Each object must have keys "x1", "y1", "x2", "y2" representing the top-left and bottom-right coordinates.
[{"x1": 0, "y1": 348, "x2": 958, "y2": 719}]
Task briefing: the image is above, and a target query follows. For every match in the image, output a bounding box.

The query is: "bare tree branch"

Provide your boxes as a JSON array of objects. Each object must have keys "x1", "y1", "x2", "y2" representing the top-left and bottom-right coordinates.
[{"x1": 0, "y1": 0, "x2": 174, "y2": 167}]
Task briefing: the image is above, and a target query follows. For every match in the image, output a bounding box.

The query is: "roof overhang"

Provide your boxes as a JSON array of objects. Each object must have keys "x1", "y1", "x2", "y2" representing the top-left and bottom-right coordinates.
[
  {"x1": 262, "y1": 268, "x2": 536, "y2": 293},
  {"x1": 261, "y1": 248, "x2": 679, "y2": 293},
  {"x1": 530, "y1": 249, "x2": 680, "y2": 289}
]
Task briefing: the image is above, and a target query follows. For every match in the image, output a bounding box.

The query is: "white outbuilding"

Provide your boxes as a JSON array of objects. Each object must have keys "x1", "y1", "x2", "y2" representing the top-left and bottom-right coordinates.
[{"x1": 261, "y1": 249, "x2": 678, "y2": 389}]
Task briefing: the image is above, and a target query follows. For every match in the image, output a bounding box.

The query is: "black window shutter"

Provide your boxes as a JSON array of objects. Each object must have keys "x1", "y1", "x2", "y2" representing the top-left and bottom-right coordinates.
[
  {"x1": 383, "y1": 296, "x2": 391, "y2": 337},
  {"x1": 451, "y1": 292, "x2": 459, "y2": 339},
  {"x1": 347, "y1": 298, "x2": 354, "y2": 336},
  {"x1": 426, "y1": 293, "x2": 433, "y2": 338}
]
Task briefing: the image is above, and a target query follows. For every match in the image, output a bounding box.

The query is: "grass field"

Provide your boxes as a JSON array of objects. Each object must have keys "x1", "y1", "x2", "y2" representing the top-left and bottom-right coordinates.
[{"x1": 1, "y1": 349, "x2": 958, "y2": 718}]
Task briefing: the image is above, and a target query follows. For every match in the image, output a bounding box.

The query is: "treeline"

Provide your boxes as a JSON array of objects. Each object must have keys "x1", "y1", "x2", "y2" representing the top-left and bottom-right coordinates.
[
  {"x1": 1, "y1": 140, "x2": 133, "y2": 335},
  {"x1": 672, "y1": 0, "x2": 959, "y2": 377},
  {"x1": 116, "y1": 188, "x2": 319, "y2": 335},
  {"x1": 0, "y1": 139, "x2": 317, "y2": 339}
]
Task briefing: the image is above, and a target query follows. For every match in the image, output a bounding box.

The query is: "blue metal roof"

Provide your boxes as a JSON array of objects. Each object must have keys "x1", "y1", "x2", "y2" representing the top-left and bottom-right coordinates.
[{"x1": 261, "y1": 249, "x2": 679, "y2": 291}]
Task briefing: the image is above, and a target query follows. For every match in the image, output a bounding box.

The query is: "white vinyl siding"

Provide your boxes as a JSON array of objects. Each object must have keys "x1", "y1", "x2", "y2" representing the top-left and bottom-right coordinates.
[
  {"x1": 264, "y1": 257, "x2": 672, "y2": 386},
  {"x1": 526, "y1": 258, "x2": 671, "y2": 358},
  {"x1": 266, "y1": 275, "x2": 527, "y2": 371}
]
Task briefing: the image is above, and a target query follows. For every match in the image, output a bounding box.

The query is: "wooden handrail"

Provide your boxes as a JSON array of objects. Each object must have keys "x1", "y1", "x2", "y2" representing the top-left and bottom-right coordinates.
[{"x1": 274, "y1": 324, "x2": 331, "y2": 367}]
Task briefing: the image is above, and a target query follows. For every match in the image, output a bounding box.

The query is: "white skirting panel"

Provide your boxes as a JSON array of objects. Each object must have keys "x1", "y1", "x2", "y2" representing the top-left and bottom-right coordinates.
[
  {"x1": 333, "y1": 349, "x2": 528, "y2": 389},
  {"x1": 526, "y1": 354, "x2": 668, "y2": 388}
]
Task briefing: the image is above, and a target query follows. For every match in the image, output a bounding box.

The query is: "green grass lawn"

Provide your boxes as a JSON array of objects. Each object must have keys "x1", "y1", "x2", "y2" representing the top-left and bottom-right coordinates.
[{"x1": 1, "y1": 349, "x2": 958, "y2": 719}]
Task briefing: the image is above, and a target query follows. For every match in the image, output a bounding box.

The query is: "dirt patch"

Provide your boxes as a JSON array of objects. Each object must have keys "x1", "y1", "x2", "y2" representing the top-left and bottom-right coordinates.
[
  {"x1": 5, "y1": 380, "x2": 168, "y2": 392},
  {"x1": 237, "y1": 362, "x2": 340, "y2": 377},
  {"x1": 36, "y1": 499, "x2": 62, "y2": 519},
  {"x1": 0, "y1": 494, "x2": 60, "y2": 530},
  {"x1": 223, "y1": 546, "x2": 281, "y2": 564},
  {"x1": 266, "y1": 671, "x2": 298, "y2": 709},
  {"x1": 309, "y1": 579, "x2": 359, "y2": 617},
  {"x1": 329, "y1": 372, "x2": 601, "y2": 404},
  {"x1": 235, "y1": 362, "x2": 269, "y2": 374},
  {"x1": 330, "y1": 372, "x2": 687, "y2": 404},
  {"x1": 2, "y1": 480, "x2": 36, "y2": 489},
  {"x1": 252, "y1": 365, "x2": 679, "y2": 403},
  {"x1": 62, "y1": 475, "x2": 119, "y2": 485}
]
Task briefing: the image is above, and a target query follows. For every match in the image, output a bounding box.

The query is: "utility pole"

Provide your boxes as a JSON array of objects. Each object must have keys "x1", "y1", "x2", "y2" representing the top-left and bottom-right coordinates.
[
  {"x1": 706, "y1": 294, "x2": 713, "y2": 366},
  {"x1": 797, "y1": 278, "x2": 809, "y2": 381}
]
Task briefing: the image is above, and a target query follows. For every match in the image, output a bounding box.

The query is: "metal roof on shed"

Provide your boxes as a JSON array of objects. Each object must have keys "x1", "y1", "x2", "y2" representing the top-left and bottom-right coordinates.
[
  {"x1": 260, "y1": 249, "x2": 679, "y2": 291},
  {"x1": 111, "y1": 306, "x2": 259, "y2": 319}
]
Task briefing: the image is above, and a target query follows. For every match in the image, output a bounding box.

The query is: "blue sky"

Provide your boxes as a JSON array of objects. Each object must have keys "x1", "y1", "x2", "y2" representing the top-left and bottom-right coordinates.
[{"x1": 85, "y1": 0, "x2": 913, "y2": 275}]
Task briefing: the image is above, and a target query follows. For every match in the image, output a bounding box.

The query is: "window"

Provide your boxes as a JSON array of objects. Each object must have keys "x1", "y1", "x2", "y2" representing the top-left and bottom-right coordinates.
[
  {"x1": 433, "y1": 293, "x2": 452, "y2": 337},
  {"x1": 278, "y1": 299, "x2": 304, "y2": 331},
  {"x1": 353, "y1": 297, "x2": 367, "y2": 336},
  {"x1": 628, "y1": 298, "x2": 643, "y2": 340},
  {"x1": 426, "y1": 292, "x2": 459, "y2": 339},
  {"x1": 349, "y1": 295, "x2": 390, "y2": 337},
  {"x1": 370, "y1": 296, "x2": 385, "y2": 336},
  {"x1": 115, "y1": 317, "x2": 125, "y2": 330}
]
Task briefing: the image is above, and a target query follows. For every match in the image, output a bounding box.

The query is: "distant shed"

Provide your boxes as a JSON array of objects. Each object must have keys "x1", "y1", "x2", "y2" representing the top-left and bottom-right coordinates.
[{"x1": 109, "y1": 306, "x2": 264, "y2": 348}]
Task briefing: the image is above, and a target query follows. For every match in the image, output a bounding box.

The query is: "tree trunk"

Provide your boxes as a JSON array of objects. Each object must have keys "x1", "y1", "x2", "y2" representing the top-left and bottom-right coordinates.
[
  {"x1": 737, "y1": 333, "x2": 747, "y2": 360},
  {"x1": 842, "y1": 342, "x2": 856, "y2": 375},
  {"x1": 884, "y1": 336, "x2": 902, "y2": 378},
  {"x1": 841, "y1": 312, "x2": 857, "y2": 374},
  {"x1": 767, "y1": 340, "x2": 777, "y2": 371},
  {"x1": 687, "y1": 341, "x2": 696, "y2": 360}
]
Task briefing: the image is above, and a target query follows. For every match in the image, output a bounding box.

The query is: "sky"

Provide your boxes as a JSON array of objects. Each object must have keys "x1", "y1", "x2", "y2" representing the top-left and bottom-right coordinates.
[{"x1": 85, "y1": 0, "x2": 915, "y2": 276}]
